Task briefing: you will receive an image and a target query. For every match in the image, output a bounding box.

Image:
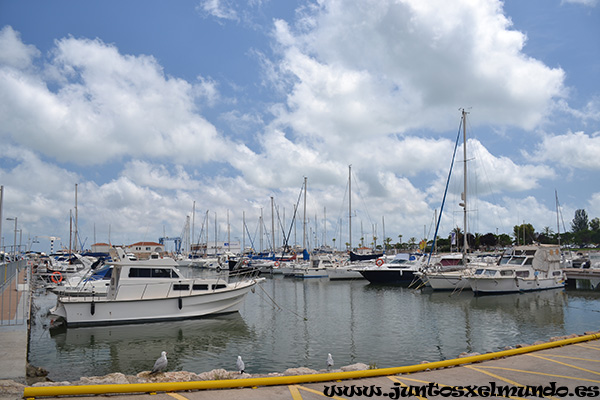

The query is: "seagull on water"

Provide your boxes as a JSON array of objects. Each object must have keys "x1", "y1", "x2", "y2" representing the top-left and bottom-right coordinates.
[
  {"x1": 237, "y1": 355, "x2": 245, "y2": 374},
  {"x1": 327, "y1": 353, "x2": 334, "y2": 370},
  {"x1": 150, "y1": 351, "x2": 168, "y2": 374}
]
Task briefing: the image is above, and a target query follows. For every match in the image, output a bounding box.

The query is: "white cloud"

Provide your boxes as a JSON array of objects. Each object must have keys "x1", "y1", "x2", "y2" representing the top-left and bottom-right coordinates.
[
  {"x1": 0, "y1": 34, "x2": 248, "y2": 166},
  {"x1": 561, "y1": 0, "x2": 599, "y2": 7},
  {"x1": 268, "y1": 0, "x2": 566, "y2": 141},
  {"x1": 532, "y1": 131, "x2": 600, "y2": 170},
  {"x1": 197, "y1": 0, "x2": 239, "y2": 21},
  {"x1": 556, "y1": 98, "x2": 600, "y2": 123},
  {"x1": 0, "y1": 26, "x2": 39, "y2": 69},
  {"x1": 121, "y1": 161, "x2": 200, "y2": 190}
]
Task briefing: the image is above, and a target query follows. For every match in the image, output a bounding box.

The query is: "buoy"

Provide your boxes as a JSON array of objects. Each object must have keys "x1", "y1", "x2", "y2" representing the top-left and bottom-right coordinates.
[{"x1": 51, "y1": 271, "x2": 63, "y2": 284}]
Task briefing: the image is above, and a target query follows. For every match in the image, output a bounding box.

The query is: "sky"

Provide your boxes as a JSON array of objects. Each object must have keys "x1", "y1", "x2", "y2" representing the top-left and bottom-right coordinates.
[{"x1": 0, "y1": 0, "x2": 599, "y2": 254}]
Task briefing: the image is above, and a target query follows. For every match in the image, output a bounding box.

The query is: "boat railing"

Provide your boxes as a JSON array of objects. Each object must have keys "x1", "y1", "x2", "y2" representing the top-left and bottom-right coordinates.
[{"x1": 58, "y1": 274, "x2": 261, "y2": 301}]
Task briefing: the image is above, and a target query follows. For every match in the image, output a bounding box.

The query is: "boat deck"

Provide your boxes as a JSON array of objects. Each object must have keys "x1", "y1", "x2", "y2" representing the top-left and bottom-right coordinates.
[{"x1": 563, "y1": 267, "x2": 600, "y2": 280}]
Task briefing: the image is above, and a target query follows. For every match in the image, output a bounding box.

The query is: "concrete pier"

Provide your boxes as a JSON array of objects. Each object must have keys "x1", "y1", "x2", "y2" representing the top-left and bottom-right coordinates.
[
  {"x1": 18, "y1": 333, "x2": 600, "y2": 399},
  {"x1": 0, "y1": 263, "x2": 30, "y2": 383}
]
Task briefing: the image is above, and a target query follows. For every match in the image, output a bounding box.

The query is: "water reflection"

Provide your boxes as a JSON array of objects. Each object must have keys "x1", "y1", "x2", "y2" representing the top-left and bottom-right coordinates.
[{"x1": 28, "y1": 277, "x2": 600, "y2": 382}]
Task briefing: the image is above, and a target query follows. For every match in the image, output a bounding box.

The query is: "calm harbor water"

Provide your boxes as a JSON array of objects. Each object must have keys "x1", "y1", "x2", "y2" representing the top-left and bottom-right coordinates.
[{"x1": 28, "y1": 271, "x2": 600, "y2": 383}]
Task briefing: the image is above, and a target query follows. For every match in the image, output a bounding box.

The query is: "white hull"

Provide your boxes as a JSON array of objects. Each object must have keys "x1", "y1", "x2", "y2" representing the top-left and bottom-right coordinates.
[
  {"x1": 326, "y1": 267, "x2": 364, "y2": 280},
  {"x1": 467, "y1": 245, "x2": 566, "y2": 294},
  {"x1": 426, "y1": 272, "x2": 471, "y2": 290},
  {"x1": 294, "y1": 267, "x2": 329, "y2": 278},
  {"x1": 469, "y1": 276, "x2": 564, "y2": 294},
  {"x1": 51, "y1": 279, "x2": 260, "y2": 326}
]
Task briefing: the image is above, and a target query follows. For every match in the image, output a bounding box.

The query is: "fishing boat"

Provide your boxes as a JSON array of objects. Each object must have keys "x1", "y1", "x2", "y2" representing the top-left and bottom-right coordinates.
[
  {"x1": 50, "y1": 247, "x2": 264, "y2": 327},
  {"x1": 467, "y1": 244, "x2": 565, "y2": 294}
]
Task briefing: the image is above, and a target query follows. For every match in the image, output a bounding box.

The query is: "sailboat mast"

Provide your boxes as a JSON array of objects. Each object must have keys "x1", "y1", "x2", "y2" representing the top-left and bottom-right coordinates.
[
  {"x1": 555, "y1": 190, "x2": 561, "y2": 248},
  {"x1": 191, "y1": 201, "x2": 195, "y2": 254},
  {"x1": 74, "y1": 183, "x2": 78, "y2": 253},
  {"x1": 271, "y1": 196, "x2": 275, "y2": 252},
  {"x1": 303, "y1": 177, "x2": 307, "y2": 250},
  {"x1": 462, "y1": 109, "x2": 468, "y2": 261},
  {"x1": 349, "y1": 165, "x2": 352, "y2": 251}
]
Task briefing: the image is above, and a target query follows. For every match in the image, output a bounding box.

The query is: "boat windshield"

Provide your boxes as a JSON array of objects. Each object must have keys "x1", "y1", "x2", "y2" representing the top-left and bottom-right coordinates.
[
  {"x1": 128, "y1": 268, "x2": 180, "y2": 278},
  {"x1": 508, "y1": 256, "x2": 526, "y2": 265},
  {"x1": 474, "y1": 269, "x2": 496, "y2": 276}
]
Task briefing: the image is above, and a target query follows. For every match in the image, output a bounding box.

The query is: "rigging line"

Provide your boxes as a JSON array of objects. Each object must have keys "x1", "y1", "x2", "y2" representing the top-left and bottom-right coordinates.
[
  {"x1": 256, "y1": 283, "x2": 307, "y2": 320},
  {"x1": 351, "y1": 169, "x2": 376, "y2": 227},
  {"x1": 466, "y1": 117, "x2": 508, "y2": 236},
  {"x1": 243, "y1": 218, "x2": 257, "y2": 252},
  {"x1": 259, "y1": 216, "x2": 274, "y2": 251},
  {"x1": 332, "y1": 177, "x2": 349, "y2": 239},
  {"x1": 428, "y1": 116, "x2": 463, "y2": 265},
  {"x1": 283, "y1": 181, "x2": 306, "y2": 252}
]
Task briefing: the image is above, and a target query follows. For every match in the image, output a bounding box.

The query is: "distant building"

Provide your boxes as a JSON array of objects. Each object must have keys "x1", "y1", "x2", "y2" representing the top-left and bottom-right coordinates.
[
  {"x1": 191, "y1": 241, "x2": 241, "y2": 255},
  {"x1": 126, "y1": 241, "x2": 166, "y2": 259},
  {"x1": 91, "y1": 243, "x2": 111, "y2": 254}
]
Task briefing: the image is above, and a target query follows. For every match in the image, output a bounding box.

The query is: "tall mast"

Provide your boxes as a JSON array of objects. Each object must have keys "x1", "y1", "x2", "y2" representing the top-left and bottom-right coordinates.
[
  {"x1": 461, "y1": 109, "x2": 468, "y2": 261},
  {"x1": 191, "y1": 201, "x2": 195, "y2": 253},
  {"x1": 303, "y1": 177, "x2": 307, "y2": 250},
  {"x1": 271, "y1": 196, "x2": 275, "y2": 252},
  {"x1": 348, "y1": 165, "x2": 352, "y2": 251},
  {"x1": 74, "y1": 183, "x2": 78, "y2": 252},
  {"x1": 555, "y1": 190, "x2": 561, "y2": 248}
]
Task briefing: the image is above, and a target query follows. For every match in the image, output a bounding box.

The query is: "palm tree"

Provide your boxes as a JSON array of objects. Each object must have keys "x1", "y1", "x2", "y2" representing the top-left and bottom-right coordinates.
[{"x1": 408, "y1": 237, "x2": 416, "y2": 249}]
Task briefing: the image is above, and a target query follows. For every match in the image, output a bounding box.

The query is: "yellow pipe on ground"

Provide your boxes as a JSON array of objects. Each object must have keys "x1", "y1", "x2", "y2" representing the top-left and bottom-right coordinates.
[{"x1": 23, "y1": 332, "x2": 600, "y2": 399}]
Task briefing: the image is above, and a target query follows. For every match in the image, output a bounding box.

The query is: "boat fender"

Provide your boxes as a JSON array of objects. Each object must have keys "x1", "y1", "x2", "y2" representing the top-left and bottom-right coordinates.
[
  {"x1": 178, "y1": 298, "x2": 183, "y2": 310},
  {"x1": 216, "y1": 266, "x2": 222, "y2": 273},
  {"x1": 51, "y1": 271, "x2": 63, "y2": 284},
  {"x1": 90, "y1": 301, "x2": 95, "y2": 315}
]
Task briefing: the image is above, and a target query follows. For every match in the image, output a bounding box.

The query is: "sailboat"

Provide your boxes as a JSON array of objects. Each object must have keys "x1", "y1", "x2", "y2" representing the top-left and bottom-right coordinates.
[{"x1": 417, "y1": 109, "x2": 488, "y2": 290}]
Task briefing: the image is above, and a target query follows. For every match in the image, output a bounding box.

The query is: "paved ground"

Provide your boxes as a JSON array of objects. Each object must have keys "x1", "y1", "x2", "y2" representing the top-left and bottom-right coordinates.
[
  {"x1": 19, "y1": 337, "x2": 600, "y2": 399},
  {"x1": 0, "y1": 266, "x2": 29, "y2": 384}
]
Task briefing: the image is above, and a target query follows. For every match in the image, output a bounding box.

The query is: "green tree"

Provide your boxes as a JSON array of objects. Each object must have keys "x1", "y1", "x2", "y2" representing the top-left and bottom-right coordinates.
[
  {"x1": 408, "y1": 237, "x2": 416, "y2": 249},
  {"x1": 384, "y1": 237, "x2": 392, "y2": 251},
  {"x1": 497, "y1": 233, "x2": 512, "y2": 247},
  {"x1": 479, "y1": 233, "x2": 497, "y2": 249},
  {"x1": 537, "y1": 226, "x2": 555, "y2": 244},
  {"x1": 571, "y1": 209, "x2": 589, "y2": 233},
  {"x1": 590, "y1": 217, "x2": 600, "y2": 232},
  {"x1": 513, "y1": 223, "x2": 535, "y2": 245}
]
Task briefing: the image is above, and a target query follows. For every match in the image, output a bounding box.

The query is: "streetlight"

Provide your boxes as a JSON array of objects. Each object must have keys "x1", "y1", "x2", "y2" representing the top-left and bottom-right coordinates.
[{"x1": 6, "y1": 217, "x2": 17, "y2": 261}]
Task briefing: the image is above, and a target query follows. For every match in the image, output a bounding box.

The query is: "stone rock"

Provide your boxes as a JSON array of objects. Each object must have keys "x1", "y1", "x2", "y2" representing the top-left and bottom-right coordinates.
[
  {"x1": 0, "y1": 380, "x2": 25, "y2": 398},
  {"x1": 32, "y1": 380, "x2": 72, "y2": 387},
  {"x1": 78, "y1": 373, "x2": 130, "y2": 385},
  {"x1": 515, "y1": 343, "x2": 528, "y2": 348},
  {"x1": 340, "y1": 363, "x2": 369, "y2": 372},
  {"x1": 282, "y1": 367, "x2": 317, "y2": 376},
  {"x1": 26, "y1": 364, "x2": 48, "y2": 378},
  {"x1": 196, "y1": 369, "x2": 237, "y2": 381}
]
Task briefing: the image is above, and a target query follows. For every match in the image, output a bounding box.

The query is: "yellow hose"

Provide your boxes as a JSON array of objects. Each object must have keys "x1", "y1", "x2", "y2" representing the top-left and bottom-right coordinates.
[{"x1": 23, "y1": 332, "x2": 600, "y2": 398}]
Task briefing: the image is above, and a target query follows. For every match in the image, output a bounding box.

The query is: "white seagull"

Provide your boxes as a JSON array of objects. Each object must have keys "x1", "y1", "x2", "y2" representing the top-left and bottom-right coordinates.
[
  {"x1": 150, "y1": 351, "x2": 168, "y2": 374},
  {"x1": 237, "y1": 355, "x2": 245, "y2": 374},
  {"x1": 327, "y1": 353, "x2": 334, "y2": 370}
]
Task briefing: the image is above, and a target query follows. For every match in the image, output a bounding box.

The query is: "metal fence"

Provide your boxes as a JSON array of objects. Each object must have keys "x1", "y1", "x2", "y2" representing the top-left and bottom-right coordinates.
[{"x1": 0, "y1": 260, "x2": 30, "y2": 325}]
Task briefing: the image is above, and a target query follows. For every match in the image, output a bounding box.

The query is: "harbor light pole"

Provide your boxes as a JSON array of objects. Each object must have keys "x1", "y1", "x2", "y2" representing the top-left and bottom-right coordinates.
[{"x1": 6, "y1": 217, "x2": 17, "y2": 260}]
